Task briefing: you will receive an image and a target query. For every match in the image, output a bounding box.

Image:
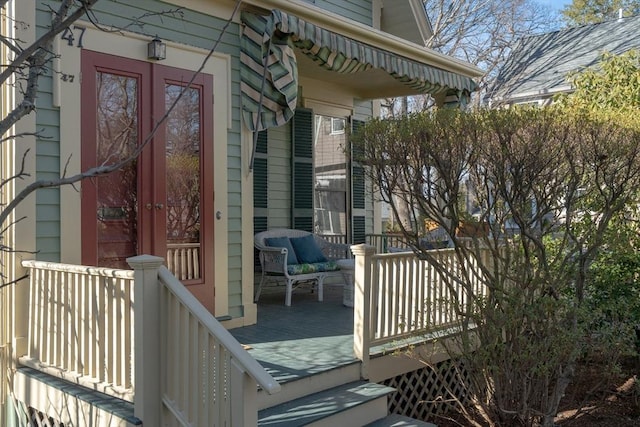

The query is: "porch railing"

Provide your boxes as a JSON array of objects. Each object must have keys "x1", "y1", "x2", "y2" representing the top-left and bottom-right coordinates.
[
  {"x1": 365, "y1": 233, "x2": 407, "y2": 253},
  {"x1": 318, "y1": 233, "x2": 409, "y2": 252},
  {"x1": 19, "y1": 256, "x2": 280, "y2": 426},
  {"x1": 21, "y1": 260, "x2": 135, "y2": 399},
  {"x1": 317, "y1": 233, "x2": 346, "y2": 245},
  {"x1": 166, "y1": 242, "x2": 200, "y2": 281},
  {"x1": 351, "y1": 244, "x2": 489, "y2": 375}
]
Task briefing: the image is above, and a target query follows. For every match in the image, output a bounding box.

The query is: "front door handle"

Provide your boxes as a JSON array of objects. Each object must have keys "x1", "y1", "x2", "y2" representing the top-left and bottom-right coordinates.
[{"x1": 155, "y1": 203, "x2": 164, "y2": 210}]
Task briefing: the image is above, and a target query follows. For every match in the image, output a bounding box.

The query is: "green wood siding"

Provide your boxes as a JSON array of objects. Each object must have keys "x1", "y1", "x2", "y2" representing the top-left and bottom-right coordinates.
[
  {"x1": 267, "y1": 124, "x2": 293, "y2": 229},
  {"x1": 35, "y1": 5, "x2": 60, "y2": 261},
  {"x1": 305, "y1": 0, "x2": 372, "y2": 26}
]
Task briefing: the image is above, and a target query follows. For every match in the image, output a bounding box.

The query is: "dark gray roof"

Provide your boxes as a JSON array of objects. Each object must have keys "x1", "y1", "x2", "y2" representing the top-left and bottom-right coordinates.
[{"x1": 488, "y1": 15, "x2": 640, "y2": 103}]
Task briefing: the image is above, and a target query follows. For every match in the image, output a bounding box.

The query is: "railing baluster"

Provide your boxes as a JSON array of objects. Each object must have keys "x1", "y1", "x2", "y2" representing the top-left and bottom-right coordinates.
[
  {"x1": 28, "y1": 268, "x2": 37, "y2": 360},
  {"x1": 45, "y1": 269, "x2": 53, "y2": 365},
  {"x1": 181, "y1": 303, "x2": 189, "y2": 411},
  {"x1": 189, "y1": 316, "x2": 199, "y2": 424},
  {"x1": 20, "y1": 260, "x2": 136, "y2": 400},
  {"x1": 166, "y1": 243, "x2": 202, "y2": 281},
  {"x1": 362, "y1": 246, "x2": 490, "y2": 350}
]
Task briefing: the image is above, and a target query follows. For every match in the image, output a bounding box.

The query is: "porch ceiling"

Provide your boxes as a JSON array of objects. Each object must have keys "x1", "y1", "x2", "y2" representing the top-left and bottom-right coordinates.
[{"x1": 296, "y1": 52, "x2": 433, "y2": 99}]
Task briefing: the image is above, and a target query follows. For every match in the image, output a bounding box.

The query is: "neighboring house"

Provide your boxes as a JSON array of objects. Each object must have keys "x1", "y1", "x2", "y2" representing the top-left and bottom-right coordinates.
[
  {"x1": 1, "y1": 0, "x2": 482, "y2": 425},
  {"x1": 486, "y1": 14, "x2": 640, "y2": 106}
]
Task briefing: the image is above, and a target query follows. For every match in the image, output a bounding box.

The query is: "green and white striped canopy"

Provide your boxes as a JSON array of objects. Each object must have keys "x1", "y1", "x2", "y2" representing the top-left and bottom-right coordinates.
[{"x1": 241, "y1": 10, "x2": 477, "y2": 131}]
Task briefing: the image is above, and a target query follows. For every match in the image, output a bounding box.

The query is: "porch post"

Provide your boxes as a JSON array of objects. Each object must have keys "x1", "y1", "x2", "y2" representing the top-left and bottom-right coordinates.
[
  {"x1": 351, "y1": 244, "x2": 375, "y2": 380},
  {"x1": 127, "y1": 255, "x2": 165, "y2": 427}
]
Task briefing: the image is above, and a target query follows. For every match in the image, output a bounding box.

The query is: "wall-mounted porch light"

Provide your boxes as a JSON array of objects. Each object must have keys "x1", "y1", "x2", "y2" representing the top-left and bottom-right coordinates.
[{"x1": 147, "y1": 36, "x2": 166, "y2": 61}]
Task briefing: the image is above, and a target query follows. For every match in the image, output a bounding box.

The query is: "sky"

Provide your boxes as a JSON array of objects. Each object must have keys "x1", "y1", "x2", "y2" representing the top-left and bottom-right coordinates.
[{"x1": 538, "y1": 0, "x2": 573, "y2": 11}]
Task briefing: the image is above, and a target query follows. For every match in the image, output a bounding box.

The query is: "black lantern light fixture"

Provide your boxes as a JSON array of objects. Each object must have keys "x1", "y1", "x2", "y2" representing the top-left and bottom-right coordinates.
[{"x1": 147, "y1": 36, "x2": 166, "y2": 61}]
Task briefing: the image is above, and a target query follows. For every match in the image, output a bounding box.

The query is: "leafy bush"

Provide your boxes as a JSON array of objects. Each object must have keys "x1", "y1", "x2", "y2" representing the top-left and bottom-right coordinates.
[{"x1": 353, "y1": 106, "x2": 640, "y2": 426}]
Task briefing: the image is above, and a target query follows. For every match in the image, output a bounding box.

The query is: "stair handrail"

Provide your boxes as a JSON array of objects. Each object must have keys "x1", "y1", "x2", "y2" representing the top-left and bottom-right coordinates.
[{"x1": 157, "y1": 265, "x2": 281, "y2": 394}]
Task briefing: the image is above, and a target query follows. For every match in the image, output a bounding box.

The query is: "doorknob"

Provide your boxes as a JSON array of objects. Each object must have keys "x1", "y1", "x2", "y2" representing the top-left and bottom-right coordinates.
[
  {"x1": 145, "y1": 203, "x2": 153, "y2": 210},
  {"x1": 155, "y1": 203, "x2": 164, "y2": 210}
]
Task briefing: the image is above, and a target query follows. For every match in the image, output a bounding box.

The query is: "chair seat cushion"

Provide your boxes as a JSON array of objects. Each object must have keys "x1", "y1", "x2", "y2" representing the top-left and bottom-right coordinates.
[{"x1": 287, "y1": 261, "x2": 339, "y2": 275}]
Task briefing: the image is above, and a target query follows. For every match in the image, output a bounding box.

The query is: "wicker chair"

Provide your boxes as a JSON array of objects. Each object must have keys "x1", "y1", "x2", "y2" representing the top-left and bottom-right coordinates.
[{"x1": 254, "y1": 229, "x2": 350, "y2": 306}]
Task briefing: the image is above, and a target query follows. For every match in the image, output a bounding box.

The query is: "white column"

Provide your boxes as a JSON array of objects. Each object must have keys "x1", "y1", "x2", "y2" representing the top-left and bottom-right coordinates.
[
  {"x1": 351, "y1": 244, "x2": 375, "y2": 379},
  {"x1": 127, "y1": 255, "x2": 164, "y2": 426}
]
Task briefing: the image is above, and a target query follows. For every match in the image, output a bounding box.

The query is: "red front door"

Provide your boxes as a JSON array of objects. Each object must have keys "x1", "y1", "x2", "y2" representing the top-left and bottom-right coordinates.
[{"x1": 81, "y1": 50, "x2": 215, "y2": 312}]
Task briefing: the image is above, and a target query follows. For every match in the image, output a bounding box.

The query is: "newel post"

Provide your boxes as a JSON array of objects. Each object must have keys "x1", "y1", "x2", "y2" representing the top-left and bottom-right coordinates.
[
  {"x1": 127, "y1": 255, "x2": 165, "y2": 426},
  {"x1": 351, "y1": 243, "x2": 375, "y2": 379}
]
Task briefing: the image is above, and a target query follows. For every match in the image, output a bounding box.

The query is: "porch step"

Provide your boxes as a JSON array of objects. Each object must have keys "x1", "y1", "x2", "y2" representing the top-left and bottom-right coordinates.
[
  {"x1": 258, "y1": 380, "x2": 395, "y2": 426},
  {"x1": 14, "y1": 366, "x2": 141, "y2": 426},
  {"x1": 257, "y1": 360, "x2": 361, "y2": 410},
  {"x1": 365, "y1": 414, "x2": 438, "y2": 426}
]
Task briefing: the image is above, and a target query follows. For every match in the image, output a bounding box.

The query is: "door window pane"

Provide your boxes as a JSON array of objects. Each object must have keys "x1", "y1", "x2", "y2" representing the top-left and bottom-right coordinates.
[
  {"x1": 165, "y1": 84, "x2": 202, "y2": 280},
  {"x1": 96, "y1": 72, "x2": 138, "y2": 269}
]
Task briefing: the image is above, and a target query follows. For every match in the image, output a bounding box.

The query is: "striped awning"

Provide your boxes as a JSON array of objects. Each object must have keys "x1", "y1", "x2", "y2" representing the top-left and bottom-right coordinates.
[{"x1": 240, "y1": 10, "x2": 477, "y2": 131}]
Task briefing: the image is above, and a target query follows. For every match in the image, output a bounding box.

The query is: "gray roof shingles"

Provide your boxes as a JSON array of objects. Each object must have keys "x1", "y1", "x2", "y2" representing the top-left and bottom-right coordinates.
[{"x1": 488, "y1": 15, "x2": 640, "y2": 103}]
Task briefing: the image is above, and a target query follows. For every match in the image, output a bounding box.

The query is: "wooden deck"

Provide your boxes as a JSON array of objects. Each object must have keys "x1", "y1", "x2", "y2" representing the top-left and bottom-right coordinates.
[{"x1": 229, "y1": 284, "x2": 359, "y2": 384}]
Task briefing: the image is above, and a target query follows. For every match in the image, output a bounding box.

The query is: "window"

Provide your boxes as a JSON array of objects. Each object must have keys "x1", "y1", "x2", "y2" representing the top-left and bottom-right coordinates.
[
  {"x1": 314, "y1": 114, "x2": 348, "y2": 238},
  {"x1": 330, "y1": 117, "x2": 346, "y2": 135},
  {"x1": 291, "y1": 109, "x2": 365, "y2": 243}
]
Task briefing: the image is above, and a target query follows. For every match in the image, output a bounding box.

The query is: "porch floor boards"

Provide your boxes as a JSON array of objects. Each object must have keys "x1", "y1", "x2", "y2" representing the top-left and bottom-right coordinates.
[{"x1": 229, "y1": 283, "x2": 358, "y2": 384}]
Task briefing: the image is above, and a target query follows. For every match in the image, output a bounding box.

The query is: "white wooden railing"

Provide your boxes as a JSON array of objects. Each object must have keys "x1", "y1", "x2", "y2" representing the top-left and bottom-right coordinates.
[
  {"x1": 166, "y1": 242, "x2": 200, "y2": 281},
  {"x1": 352, "y1": 244, "x2": 489, "y2": 374},
  {"x1": 20, "y1": 256, "x2": 280, "y2": 426},
  {"x1": 152, "y1": 259, "x2": 281, "y2": 426},
  {"x1": 318, "y1": 233, "x2": 346, "y2": 245},
  {"x1": 21, "y1": 260, "x2": 135, "y2": 399}
]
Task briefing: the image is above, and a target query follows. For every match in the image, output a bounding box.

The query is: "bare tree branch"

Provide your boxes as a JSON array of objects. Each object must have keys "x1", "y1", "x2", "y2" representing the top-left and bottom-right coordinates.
[{"x1": 0, "y1": 0, "x2": 243, "y2": 233}]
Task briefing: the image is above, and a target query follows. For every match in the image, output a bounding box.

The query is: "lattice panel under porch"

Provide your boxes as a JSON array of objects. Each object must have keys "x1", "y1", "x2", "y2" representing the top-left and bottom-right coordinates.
[
  {"x1": 381, "y1": 359, "x2": 471, "y2": 421},
  {"x1": 26, "y1": 407, "x2": 65, "y2": 427}
]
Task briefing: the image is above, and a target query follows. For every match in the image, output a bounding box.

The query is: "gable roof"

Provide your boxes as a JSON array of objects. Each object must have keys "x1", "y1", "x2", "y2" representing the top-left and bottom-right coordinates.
[
  {"x1": 487, "y1": 14, "x2": 640, "y2": 104},
  {"x1": 380, "y1": 0, "x2": 433, "y2": 46}
]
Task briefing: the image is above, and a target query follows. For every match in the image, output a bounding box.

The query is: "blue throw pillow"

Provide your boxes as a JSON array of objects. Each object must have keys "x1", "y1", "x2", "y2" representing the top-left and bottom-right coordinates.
[
  {"x1": 265, "y1": 237, "x2": 299, "y2": 265},
  {"x1": 290, "y1": 234, "x2": 328, "y2": 263}
]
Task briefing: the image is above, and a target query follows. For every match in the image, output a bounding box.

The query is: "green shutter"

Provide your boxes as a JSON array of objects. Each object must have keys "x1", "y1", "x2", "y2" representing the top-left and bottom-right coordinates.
[
  {"x1": 253, "y1": 130, "x2": 268, "y2": 209},
  {"x1": 254, "y1": 130, "x2": 268, "y2": 268},
  {"x1": 292, "y1": 108, "x2": 314, "y2": 232},
  {"x1": 352, "y1": 165, "x2": 365, "y2": 210},
  {"x1": 254, "y1": 216, "x2": 268, "y2": 270},
  {"x1": 351, "y1": 119, "x2": 366, "y2": 243},
  {"x1": 353, "y1": 216, "x2": 366, "y2": 244},
  {"x1": 253, "y1": 158, "x2": 268, "y2": 209},
  {"x1": 256, "y1": 129, "x2": 268, "y2": 154}
]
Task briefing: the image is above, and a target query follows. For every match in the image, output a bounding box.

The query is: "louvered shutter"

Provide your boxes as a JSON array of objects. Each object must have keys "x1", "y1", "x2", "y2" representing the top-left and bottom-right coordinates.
[
  {"x1": 292, "y1": 108, "x2": 314, "y2": 232},
  {"x1": 253, "y1": 130, "x2": 268, "y2": 269},
  {"x1": 351, "y1": 119, "x2": 366, "y2": 244}
]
